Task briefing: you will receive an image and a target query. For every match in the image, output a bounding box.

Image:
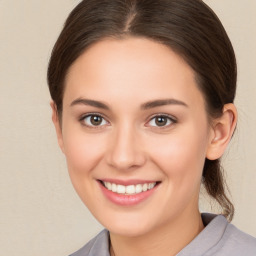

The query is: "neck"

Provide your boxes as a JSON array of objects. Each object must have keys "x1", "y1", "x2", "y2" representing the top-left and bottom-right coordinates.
[{"x1": 110, "y1": 210, "x2": 204, "y2": 256}]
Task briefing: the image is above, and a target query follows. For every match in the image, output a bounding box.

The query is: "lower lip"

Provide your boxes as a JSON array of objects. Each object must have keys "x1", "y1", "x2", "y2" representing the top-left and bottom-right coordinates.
[{"x1": 99, "y1": 181, "x2": 159, "y2": 206}]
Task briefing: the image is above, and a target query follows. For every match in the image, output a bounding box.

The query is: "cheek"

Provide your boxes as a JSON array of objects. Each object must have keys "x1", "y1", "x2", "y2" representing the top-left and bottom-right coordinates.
[
  {"x1": 62, "y1": 126, "x2": 105, "y2": 177},
  {"x1": 61, "y1": 127, "x2": 107, "y2": 205},
  {"x1": 149, "y1": 125, "x2": 208, "y2": 185},
  {"x1": 147, "y1": 127, "x2": 208, "y2": 217}
]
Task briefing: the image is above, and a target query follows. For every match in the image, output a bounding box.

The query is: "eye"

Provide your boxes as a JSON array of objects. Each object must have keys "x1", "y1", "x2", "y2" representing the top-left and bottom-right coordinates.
[
  {"x1": 80, "y1": 114, "x2": 108, "y2": 127},
  {"x1": 147, "y1": 115, "x2": 176, "y2": 127}
]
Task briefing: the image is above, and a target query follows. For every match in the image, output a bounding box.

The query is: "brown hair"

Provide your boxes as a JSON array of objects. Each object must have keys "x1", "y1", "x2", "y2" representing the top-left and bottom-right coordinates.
[{"x1": 47, "y1": 0, "x2": 236, "y2": 220}]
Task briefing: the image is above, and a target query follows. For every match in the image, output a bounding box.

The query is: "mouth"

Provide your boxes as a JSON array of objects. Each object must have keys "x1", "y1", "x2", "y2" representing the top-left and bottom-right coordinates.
[
  {"x1": 98, "y1": 179, "x2": 161, "y2": 206},
  {"x1": 99, "y1": 180, "x2": 160, "y2": 195}
]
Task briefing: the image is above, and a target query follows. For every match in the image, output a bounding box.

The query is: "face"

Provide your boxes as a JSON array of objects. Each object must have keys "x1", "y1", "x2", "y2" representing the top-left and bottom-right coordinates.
[{"x1": 54, "y1": 37, "x2": 215, "y2": 237}]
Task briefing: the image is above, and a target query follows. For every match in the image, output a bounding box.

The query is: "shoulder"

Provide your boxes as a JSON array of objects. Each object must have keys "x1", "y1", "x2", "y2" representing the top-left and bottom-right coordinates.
[
  {"x1": 214, "y1": 221, "x2": 256, "y2": 255},
  {"x1": 178, "y1": 213, "x2": 256, "y2": 256},
  {"x1": 69, "y1": 229, "x2": 110, "y2": 256},
  {"x1": 202, "y1": 213, "x2": 256, "y2": 255}
]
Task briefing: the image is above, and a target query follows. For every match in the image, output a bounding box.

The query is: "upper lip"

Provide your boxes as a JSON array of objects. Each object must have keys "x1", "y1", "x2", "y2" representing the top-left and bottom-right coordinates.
[{"x1": 98, "y1": 179, "x2": 160, "y2": 186}]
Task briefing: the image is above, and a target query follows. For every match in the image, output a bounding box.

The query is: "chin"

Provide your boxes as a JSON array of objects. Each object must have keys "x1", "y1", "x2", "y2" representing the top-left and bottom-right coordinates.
[
  {"x1": 108, "y1": 224, "x2": 152, "y2": 238},
  {"x1": 98, "y1": 213, "x2": 159, "y2": 238}
]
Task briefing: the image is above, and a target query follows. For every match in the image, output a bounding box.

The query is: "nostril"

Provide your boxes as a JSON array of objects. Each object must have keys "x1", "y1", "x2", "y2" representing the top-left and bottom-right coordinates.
[
  {"x1": 106, "y1": 149, "x2": 147, "y2": 170},
  {"x1": 105, "y1": 131, "x2": 146, "y2": 170}
]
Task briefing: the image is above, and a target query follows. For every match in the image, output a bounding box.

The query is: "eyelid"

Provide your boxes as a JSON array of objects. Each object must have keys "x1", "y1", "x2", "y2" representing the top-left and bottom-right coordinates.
[
  {"x1": 145, "y1": 113, "x2": 177, "y2": 128},
  {"x1": 79, "y1": 112, "x2": 110, "y2": 128},
  {"x1": 78, "y1": 112, "x2": 177, "y2": 129}
]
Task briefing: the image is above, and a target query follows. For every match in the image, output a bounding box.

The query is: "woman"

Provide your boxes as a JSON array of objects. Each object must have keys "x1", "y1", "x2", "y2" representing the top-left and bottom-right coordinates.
[{"x1": 47, "y1": 0, "x2": 256, "y2": 255}]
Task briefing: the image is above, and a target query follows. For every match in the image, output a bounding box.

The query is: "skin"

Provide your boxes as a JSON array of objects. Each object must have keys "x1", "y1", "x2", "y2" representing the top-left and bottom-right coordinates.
[{"x1": 51, "y1": 37, "x2": 237, "y2": 256}]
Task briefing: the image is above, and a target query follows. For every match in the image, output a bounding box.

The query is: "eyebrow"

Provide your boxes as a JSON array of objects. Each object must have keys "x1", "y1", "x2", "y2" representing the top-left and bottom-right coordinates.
[
  {"x1": 70, "y1": 98, "x2": 188, "y2": 110},
  {"x1": 141, "y1": 99, "x2": 188, "y2": 110},
  {"x1": 70, "y1": 98, "x2": 110, "y2": 110}
]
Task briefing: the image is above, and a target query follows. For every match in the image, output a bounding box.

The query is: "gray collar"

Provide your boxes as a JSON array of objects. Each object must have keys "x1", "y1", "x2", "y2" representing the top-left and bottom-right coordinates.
[
  {"x1": 177, "y1": 213, "x2": 228, "y2": 255},
  {"x1": 70, "y1": 213, "x2": 228, "y2": 256}
]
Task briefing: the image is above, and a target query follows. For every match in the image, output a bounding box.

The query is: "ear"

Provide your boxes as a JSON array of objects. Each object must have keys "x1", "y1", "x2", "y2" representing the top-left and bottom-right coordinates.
[
  {"x1": 50, "y1": 101, "x2": 65, "y2": 153},
  {"x1": 206, "y1": 103, "x2": 237, "y2": 160}
]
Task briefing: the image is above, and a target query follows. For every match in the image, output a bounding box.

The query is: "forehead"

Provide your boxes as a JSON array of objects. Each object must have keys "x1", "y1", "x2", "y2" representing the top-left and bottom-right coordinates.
[{"x1": 64, "y1": 37, "x2": 205, "y2": 109}]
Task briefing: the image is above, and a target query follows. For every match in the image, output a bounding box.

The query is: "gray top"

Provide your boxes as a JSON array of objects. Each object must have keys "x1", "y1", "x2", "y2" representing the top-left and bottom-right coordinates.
[{"x1": 70, "y1": 213, "x2": 256, "y2": 256}]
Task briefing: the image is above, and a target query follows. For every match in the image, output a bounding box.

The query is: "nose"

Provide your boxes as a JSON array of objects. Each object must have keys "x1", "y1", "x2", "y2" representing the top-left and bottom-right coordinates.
[{"x1": 106, "y1": 124, "x2": 146, "y2": 171}]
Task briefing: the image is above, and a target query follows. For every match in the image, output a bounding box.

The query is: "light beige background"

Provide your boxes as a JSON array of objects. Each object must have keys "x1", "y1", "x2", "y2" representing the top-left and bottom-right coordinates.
[{"x1": 0, "y1": 0, "x2": 255, "y2": 255}]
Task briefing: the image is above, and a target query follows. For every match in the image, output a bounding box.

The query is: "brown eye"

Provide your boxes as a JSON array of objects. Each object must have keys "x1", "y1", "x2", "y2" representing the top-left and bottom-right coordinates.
[
  {"x1": 155, "y1": 116, "x2": 168, "y2": 126},
  {"x1": 148, "y1": 115, "x2": 175, "y2": 127},
  {"x1": 82, "y1": 114, "x2": 108, "y2": 127},
  {"x1": 90, "y1": 115, "x2": 103, "y2": 125}
]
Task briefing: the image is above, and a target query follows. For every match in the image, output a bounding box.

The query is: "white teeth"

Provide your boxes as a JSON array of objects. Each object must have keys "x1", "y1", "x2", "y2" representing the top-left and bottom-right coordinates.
[
  {"x1": 135, "y1": 184, "x2": 143, "y2": 193},
  {"x1": 103, "y1": 181, "x2": 157, "y2": 194},
  {"x1": 106, "y1": 182, "x2": 111, "y2": 190},
  {"x1": 116, "y1": 185, "x2": 126, "y2": 194},
  {"x1": 112, "y1": 183, "x2": 117, "y2": 192},
  {"x1": 148, "y1": 183, "x2": 154, "y2": 189},
  {"x1": 142, "y1": 183, "x2": 148, "y2": 192},
  {"x1": 126, "y1": 185, "x2": 135, "y2": 194}
]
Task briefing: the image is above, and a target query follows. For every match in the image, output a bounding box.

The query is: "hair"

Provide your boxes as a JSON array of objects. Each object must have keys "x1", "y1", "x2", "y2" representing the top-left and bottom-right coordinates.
[{"x1": 47, "y1": 0, "x2": 236, "y2": 220}]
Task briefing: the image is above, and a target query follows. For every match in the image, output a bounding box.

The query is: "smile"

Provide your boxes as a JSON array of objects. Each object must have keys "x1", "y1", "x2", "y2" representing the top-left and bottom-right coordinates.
[
  {"x1": 98, "y1": 179, "x2": 160, "y2": 206},
  {"x1": 102, "y1": 181, "x2": 157, "y2": 195}
]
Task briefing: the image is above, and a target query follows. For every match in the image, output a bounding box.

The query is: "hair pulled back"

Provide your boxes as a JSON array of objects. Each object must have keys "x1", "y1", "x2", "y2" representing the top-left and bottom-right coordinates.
[{"x1": 47, "y1": 0, "x2": 237, "y2": 220}]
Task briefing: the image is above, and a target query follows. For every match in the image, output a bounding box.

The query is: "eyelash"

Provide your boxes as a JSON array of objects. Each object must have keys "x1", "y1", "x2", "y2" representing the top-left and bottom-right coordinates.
[
  {"x1": 79, "y1": 113, "x2": 109, "y2": 129},
  {"x1": 147, "y1": 114, "x2": 177, "y2": 129},
  {"x1": 79, "y1": 113, "x2": 177, "y2": 129}
]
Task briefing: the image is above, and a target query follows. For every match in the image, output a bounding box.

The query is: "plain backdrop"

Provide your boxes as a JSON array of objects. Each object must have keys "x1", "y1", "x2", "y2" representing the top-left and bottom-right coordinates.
[{"x1": 0, "y1": 0, "x2": 255, "y2": 255}]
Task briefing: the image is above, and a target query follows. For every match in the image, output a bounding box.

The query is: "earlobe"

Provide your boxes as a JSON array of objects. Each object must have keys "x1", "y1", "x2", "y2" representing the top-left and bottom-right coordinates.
[
  {"x1": 50, "y1": 101, "x2": 65, "y2": 153},
  {"x1": 206, "y1": 103, "x2": 237, "y2": 160}
]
